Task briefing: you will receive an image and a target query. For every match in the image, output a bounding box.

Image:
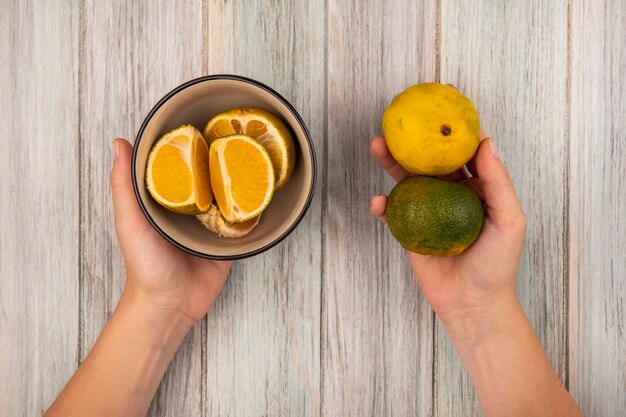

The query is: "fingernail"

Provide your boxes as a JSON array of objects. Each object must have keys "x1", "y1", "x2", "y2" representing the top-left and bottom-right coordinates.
[
  {"x1": 487, "y1": 138, "x2": 498, "y2": 158},
  {"x1": 112, "y1": 140, "x2": 119, "y2": 159}
]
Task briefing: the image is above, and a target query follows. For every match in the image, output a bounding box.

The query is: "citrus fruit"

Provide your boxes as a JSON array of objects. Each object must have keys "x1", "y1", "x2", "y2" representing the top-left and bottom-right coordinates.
[
  {"x1": 386, "y1": 176, "x2": 484, "y2": 256},
  {"x1": 197, "y1": 205, "x2": 261, "y2": 238},
  {"x1": 382, "y1": 83, "x2": 480, "y2": 176},
  {"x1": 146, "y1": 125, "x2": 212, "y2": 215},
  {"x1": 209, "y1": 134, "x2": 275, "y2": 223},
  {"x1": 203, "y1": 108, "x2": 296, "y2": 189}
]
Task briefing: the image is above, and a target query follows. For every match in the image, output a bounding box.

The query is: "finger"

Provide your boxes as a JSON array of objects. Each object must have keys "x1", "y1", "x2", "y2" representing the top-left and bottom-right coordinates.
[
  {"x1": 466, "y1": 136, "x2": 488, "y2": 178},
  {"x1": 437, "y1": 167, "x2": 470, "y2": 182},
  {"x1": 370, "y1": 136, "x2": 411, "y2": 182},
  {"x1": 474, "y1": 138, "x2": 526, "y2": 231},
  {"x1": 463, "y1": 125, "x2": 489, "y2": 176},
  {"x1": 461, "y1": 177, "x2": 485, "y2": 200},
  {"x1": 466, "y1": 151, "x2": 478, "y2": 177},
  {"x1": 370, "y1": 195, "x2": 388, "y2": 224},
  {"x1": 111, "y1": 139, "x2": 149, "y2": 231}
]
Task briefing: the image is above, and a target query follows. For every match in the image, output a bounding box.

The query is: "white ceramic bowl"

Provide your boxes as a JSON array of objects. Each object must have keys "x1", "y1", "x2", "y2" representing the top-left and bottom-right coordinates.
[{"x1": 132, "y1": 75, "x2": 316, "y2": 260}]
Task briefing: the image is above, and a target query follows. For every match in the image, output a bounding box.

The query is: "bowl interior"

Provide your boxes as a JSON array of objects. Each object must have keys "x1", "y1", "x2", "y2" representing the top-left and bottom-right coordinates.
[{"x1": 133, "y1": 77, "x2": 315, "y2": 258}]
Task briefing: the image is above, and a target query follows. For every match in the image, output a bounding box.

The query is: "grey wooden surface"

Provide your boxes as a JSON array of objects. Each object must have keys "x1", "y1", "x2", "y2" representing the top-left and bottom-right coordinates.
[
  {"x1": 1, "y1": 1, "x2": 624, "y2": 416},
  {"x1": 80, "y1": 2, "x2": 206, "y2": 416},
  {"x1": 1, "y1": 1, "x2": 79, "y2": 416},
  {"x1": 436, "y1": 2, "x2": 570, "y2": 415},
  {"x1": 205, "y1": 1, "x2": 324, "y2": 416},
  {"x1": 325, "y1": 1, "x2": 436, "y2": 416},
  {"x1": 569, "y1": 0, "x2": 626, "y2": 414}
]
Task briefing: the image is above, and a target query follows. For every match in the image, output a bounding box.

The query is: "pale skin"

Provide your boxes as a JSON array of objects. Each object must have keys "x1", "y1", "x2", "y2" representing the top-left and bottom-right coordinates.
[
  {"x1": 46, "y1": 116, "x2": 582, "y2": 416},
  {"x1": 45, "y1": 139, "x2": 232, "y2": 417},
  {"x1": 370, "y1": 128, "x2": 582, "y2": 416}
]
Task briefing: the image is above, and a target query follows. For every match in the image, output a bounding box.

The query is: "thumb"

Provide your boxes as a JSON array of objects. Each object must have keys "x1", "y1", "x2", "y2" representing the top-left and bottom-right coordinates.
[
  {"x1": 474, "y1": 138, "x2": 526, "y2": 231},
  {"x1": 111, "y1": 138, "x2": 149, "y2": 231}
]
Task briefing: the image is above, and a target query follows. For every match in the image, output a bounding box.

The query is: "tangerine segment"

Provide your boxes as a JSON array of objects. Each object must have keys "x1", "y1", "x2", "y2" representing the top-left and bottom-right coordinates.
[
  {"x1": 209, "y1": 135, "x2": 275, "y2": 223},
  {"x1": 193, "y1": 137, "x2": 212, "y2": 209},
  {"x1": 209, "y1": 145, "x2": 227, "y2": 217},
  {"x1": 146, "y1": 125, "x2": 212, "y2": 215},
  {"x1": 151, "y1": 144, "x2": 193, "y2": 203},
  {"x1": 205, "y1": 118, "x2": 238, "y2": 140}
]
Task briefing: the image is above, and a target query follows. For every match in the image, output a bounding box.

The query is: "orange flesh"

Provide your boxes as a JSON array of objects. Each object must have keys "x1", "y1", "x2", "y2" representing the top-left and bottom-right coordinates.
[
  {"x1": 206, "y1": 117, "x2": 269, "y2": 143},
  {"x1": 209, "y1": 146, "x2": 227, "y2": 214},
  {"x1": 231, "y1": 119, "x2": 243, "y2": 133},
  {"x1": 225, "y1": 140, "x2": 272, "y2": 213},
  {"x1": 209, "y1": 137, "x2": 274, "y2": 220},
  {"x1": 193, "y1": 138, "x2": 212, "y2": 209},
  {"x1": 245, "y1": 119, "x2": 267, "y2": 138},
  {"x1": 206, "y1": 119, "x2": 236, "y2": 143},
  {"x1": 151, "y1": 145, "x2": 192, "y2": 203}
]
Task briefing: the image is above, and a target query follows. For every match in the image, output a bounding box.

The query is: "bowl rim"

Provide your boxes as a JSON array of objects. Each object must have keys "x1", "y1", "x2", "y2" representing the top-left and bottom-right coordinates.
[{"x1": 131, "y1": 74, "x2": 317, "y2": 260}]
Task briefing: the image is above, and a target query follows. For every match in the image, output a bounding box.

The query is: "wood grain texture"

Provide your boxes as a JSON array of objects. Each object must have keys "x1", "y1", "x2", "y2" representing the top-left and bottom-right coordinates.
[
  {"x1": 3, "y1": 1, "x2": 626, "y2": 415},
  {"x1": 437, "y1": 1, "x2": 569, "y2": 415},
  {"x1": 205, "y1": 1, "x2": 325, "y2": 416},
  {"x1": 0, "y1": 0, "x2": 79, "y2": 415},
  {"x1": 569, "y1": 0, "x2": 626, "y2": 414},
  {"x1": 324, "y1": 0, "x2": 437, "y2": 415},
  {"x1": 80, "y1": 1, "x2": 205, "y2": 415}
]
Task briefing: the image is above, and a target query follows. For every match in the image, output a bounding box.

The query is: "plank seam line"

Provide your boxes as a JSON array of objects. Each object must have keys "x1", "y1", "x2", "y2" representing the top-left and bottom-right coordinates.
[
  {"x1": 431, "y1": 312, "x2": 437, "y2": 417},
  {"x1": 77, "y1": 0, "x2": 85, "y2": 367},
  {"x1": 320, "y1": 0, "x2": 329, "y2": 415},
  {"x1": 201, "y1": 1, "x2": 208, "y2": 415},
  {"x1": 201, "y1": 318, "x2": 207, "y2": 417},
  {"x1": 435, "y1": 0, "x2": 442, "y2": 83},
  {"x1": 202, "y1": 0, "x2": 208, "y2": 75},
  {"x1": 433, "y1": 0, "x2": 442, "y2": 415},
  {"x1": 563, "y1": 0, "x2": 572, "y2": 391}
]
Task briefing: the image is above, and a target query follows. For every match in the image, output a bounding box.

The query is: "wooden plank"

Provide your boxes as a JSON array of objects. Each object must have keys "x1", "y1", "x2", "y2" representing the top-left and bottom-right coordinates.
[
  {"x1": 0, "y1": 0, "x2": 79, "y2": 415},
  {"x1": 569, "y1": 0, "x2": 626, "y2": 414},
  {"x1": 205, "y1": 1, "x2": 325, "y2": 416},
  {"x1": 437, "y1": 1, "x2": 569, "y2": 415},
  {"x1": 80, "y1": 1, "x2": 204, "y2": 416},
  {"x1": 324, "y1": 0, "x2": 437, "y2": 415}
]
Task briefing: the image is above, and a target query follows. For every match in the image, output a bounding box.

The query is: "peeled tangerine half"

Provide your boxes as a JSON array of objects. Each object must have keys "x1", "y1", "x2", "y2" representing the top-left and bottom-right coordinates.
[
  {"x1": 209, "y1": 134, "x2": 275, "y2": 223},
  {"x1": 203, "y1": 108, "x2": 295, "y2": 190},
  {"x1": 146, "y1": 125, "x2": 212, "y2": 215}
]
